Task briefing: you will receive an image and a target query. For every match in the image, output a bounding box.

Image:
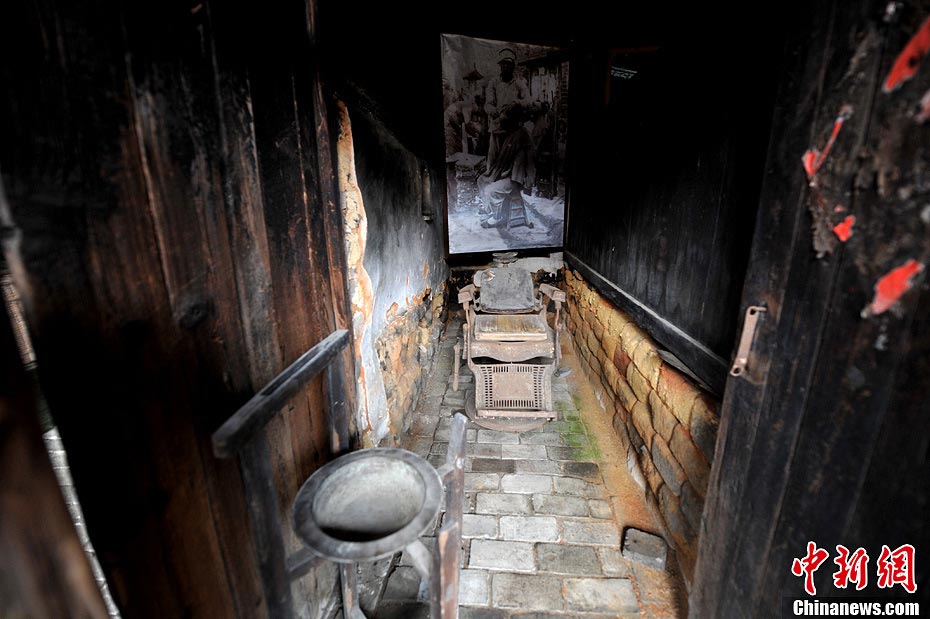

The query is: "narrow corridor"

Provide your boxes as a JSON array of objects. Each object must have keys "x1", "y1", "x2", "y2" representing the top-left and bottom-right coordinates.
[{"x1": 362, "y1": 315, "x2": 686, "y2": 618}]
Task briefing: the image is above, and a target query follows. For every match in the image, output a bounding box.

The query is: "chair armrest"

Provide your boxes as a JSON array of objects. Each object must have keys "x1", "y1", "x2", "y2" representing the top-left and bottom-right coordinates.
[
  {"x1": 539, "y1": 283, "x2": 565, "y2": 303},
  {"x1": 458, "y1": 284, "x2": 475, "y2": 304}
]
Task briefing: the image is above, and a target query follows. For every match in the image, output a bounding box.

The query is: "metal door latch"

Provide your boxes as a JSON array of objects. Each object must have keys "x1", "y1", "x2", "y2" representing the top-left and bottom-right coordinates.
[{"x1": 730, "y1": 306, "x2": 766, "y2": 377}]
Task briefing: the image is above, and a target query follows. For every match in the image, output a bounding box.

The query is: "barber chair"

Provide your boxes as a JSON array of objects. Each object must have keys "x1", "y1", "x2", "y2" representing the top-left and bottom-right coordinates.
[{"x1": 453, "y1": 256, "x2": 564, "y2": 430}]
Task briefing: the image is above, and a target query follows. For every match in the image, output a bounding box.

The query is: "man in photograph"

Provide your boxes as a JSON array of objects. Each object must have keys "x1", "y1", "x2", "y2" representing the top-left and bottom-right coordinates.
[
  {"x1": 477, "y1": 104, "x2": 533, "y2": 228},
  {"x1": 484, "y1": 48, "x2": 529, "y2": 168}
]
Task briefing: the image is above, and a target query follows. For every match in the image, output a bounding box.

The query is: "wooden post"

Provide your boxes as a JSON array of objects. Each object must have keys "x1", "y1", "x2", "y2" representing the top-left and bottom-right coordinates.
[
  {"x1": 326, "y1": 350, "x2": 350, "y2": 454},
  {"x1": 239, "y1": 436, "x2": 294, "y2": 619},
  {"x1": 433, "y1": 412, "x2": 467, "y2": 619}
]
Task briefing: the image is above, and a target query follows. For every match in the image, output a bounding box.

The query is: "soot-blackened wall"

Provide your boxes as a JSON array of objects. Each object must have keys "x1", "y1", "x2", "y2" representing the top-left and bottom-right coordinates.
[{"x1": 566, "y1": 20, "x2": 783, "y2": 392}]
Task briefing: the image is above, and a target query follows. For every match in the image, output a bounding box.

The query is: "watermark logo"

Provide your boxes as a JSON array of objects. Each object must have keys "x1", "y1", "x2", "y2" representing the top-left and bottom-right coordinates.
[
  {"x1": 833, "y1": 545, "x2": 869, "y2": 591},
  {"x1": 792, "y1": 542, "x2": 831, "y2": 596},
  {"x1": 876, "y1": 545, "x2": 917, "y2": 594},
  {"x1": 790, "y1": 541, "x2": 917, "y2": 596}
]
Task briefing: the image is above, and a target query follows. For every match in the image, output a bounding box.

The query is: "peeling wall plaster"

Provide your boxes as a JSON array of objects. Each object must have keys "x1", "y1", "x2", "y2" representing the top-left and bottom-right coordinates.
[{"x1": 335, "y1": 101, "x2": 449, "y2": 446}]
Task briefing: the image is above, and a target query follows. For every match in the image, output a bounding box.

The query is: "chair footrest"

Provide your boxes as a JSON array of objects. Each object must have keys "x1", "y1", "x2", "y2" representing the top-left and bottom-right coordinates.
[{"x1": 476, "y1": 409, "x2": 557, "y2": 419}]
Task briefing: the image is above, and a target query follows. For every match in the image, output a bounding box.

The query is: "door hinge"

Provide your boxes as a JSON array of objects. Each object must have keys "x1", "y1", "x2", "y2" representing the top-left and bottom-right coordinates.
[{"x1": 730, "y1": 305, "x2": 766, "y2": 378}]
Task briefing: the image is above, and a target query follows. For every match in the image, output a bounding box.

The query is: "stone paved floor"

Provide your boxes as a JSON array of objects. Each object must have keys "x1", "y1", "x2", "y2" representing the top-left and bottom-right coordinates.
[{"x1": 369, "y1": 316, "x2": 686, "y2": 618}]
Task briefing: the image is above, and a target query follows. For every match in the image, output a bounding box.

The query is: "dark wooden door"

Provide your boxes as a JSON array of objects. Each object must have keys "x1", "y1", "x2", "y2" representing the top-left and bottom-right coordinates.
[
  {"x1": 0, "y1": 0, "x2": 352, "y2": 617},
  {"x1": 692, "y1": 0, "x2": 930, "y2": 616}
]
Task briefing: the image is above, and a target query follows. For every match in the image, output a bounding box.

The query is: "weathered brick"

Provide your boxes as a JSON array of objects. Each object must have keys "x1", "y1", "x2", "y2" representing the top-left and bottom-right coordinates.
[
  {"x1": 500, "y1": 474, "x2": 552, "y2": 494},
  {"x1": 588, "y1": 499, "x2": 612, "y2": 519},
  {"x1": 631, "y1": 401, "x2": 654, "y2": 450},
  {"x1": 553, "y1": 477, "x2": 604, "y2": 498},
  {"x1": 582, "y1": 307, "x2": 595, "y2": 326},
  {"x1": 532, "y1": 494, "x2": 588, "y2": 517},
  {"x1": 491, "y1": 573, "x2": 563, "y2": 611},
  {"x1": 621, "y1": 528, "x2": 668, "y2": 570},
  {"x1": 603, "y1": 305, "x2": 628, "y2": 333},
  {"x1": 657, "y1": 365, "x2": 699, "y2": 425},
  {"x1": 600, "y1": 377, "x2": 615, "y2": 401},
  {"x1": 640, "y1": 453, "x2": 664, "y2": 495},
  {"x1": 619, "y1": 321, "x2": 648, "y2": 356},
  {"x1": 470, "y1": 458, "x2": 516, "y2": 474},
  {"x1": 564, "y1": 578, "x2": 638, "y2": 614},
  {"x1": 587, "y1": 332, "x2": 602, "y2": 365},
  {"x1": 536, "y1": 543, "x2": 601, "y2": 576},
  {"x1": 628, "y1": 423, "x2": 645, "y2": 453},
  {"x1": 459, "y1": 569, "x2": 490, "y2": 606},
  {"x1": 477, "y1": 429, "x2": 520, "y2": 444},
  {"x1": 499, "y1": 516, "x2": 559, "y2": 542},
  {"x1": 680, "y1": 481, "x2": 704, "y2": 532},
  {"x1": 519, "y1": 432, "x2": 564, "y2": 446},
  {"x1": 598, "y1": 548, "x2": 633, "y2": 577},
  {"x1": 546, "y1": 446, "x2": 586, "y2": 461},
  {"x1": 577, "y1": 343, "x2": 590, "y2": 363},
  {"x1": 476, "y1": 493, "x2": 533, "y2": 515},
  {"x1": 602, "y1": 360, "x2": 622, "y2": 398},
  {"x1": 613, "y1": 345, "x2": 633, "y2": 375},
  {"x1": 469, "y1": 540, "x2": 535, "y2": 572},
  {"x1": 501, "y1": 443, "x2": 549, "y2": 460},
  {"x1": 626, "y1": 366, "x2": 652, "y2": 403},
  {"x1": 612, "y1": 414, "x2": 632, "y2": 452},
  {"x1": 648, "y1": 391, "x2": 678, "y2": 442},
  {"x1": 632, "y1": 340, "x2": 662, "y2": 388},
  {"x1": 593, "y1": 340, "x2": 610, "y2": 368},
  {"x1": 690, "y1": 395, "x2": 719, "y2": 462},
  {"x1": 601, "y1": 332, "x2": 619, "y2": 363},
  {"x1": 560, "y1": 461, "x2": 601, "y2": 482},
  {"x1": 651, "y1": 436, "x2": 687, "y2": 494},
  {"x1": 670, "y1": 424, "x2": 710, "y2": 493},
  {"x1": 562, "y1": 519, "x2": 621, "y2": 545},
  {"x1": 465, "y1": 473, "x2": 501, "y2": 492},
  {"x1": 591, "y1": 318, "x2": 605, "y2": 342},
  {"x1": 658, "y1": 485, "x2": 696, "y2": 557},
  {"x1": 615, "y1": 375, "x2": 638, "y2": 412},
  {"x1": 468, "y1": 443, "x2": 502, "y2": 458},
  {"x1": 463, "y1": 514, "x2": 499, "y2": 539},
  {"x1": 614, "y1": 400, "x2": 630, "y2": 425}
]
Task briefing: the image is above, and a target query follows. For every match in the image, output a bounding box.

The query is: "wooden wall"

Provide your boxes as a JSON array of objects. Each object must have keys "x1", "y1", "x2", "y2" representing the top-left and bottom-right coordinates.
[
  {"x1": 693, "y1": 0, "x2": 930, "y2": 614},
  {"x1": 565, "y1": 16, "x2": 784, "y2": 393},
  {"x1": 0, "y1": 1, "x2": 351, "y2": 617}
]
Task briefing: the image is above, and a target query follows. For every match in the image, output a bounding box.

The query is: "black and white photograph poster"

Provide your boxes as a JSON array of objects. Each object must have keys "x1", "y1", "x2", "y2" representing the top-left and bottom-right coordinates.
[{"x1": 441, "y1": 34, "x2": 569, "y2": 255}]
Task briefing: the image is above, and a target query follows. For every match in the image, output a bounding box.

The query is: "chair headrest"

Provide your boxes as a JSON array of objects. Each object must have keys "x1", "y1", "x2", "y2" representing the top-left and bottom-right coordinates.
[{"x1": 474, "y1": 267, "x2": 536, "y2": 312}]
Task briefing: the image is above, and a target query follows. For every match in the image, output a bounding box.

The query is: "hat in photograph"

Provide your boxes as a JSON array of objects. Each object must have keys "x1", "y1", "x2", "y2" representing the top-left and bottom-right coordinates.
[{"x1": 498, "y1": 48, "x2": 517, "y2": 64}]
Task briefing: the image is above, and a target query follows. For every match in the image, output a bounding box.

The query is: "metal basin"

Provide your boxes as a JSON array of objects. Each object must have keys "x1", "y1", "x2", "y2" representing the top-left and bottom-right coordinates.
[{"x1": 292, "y1": 448, "x2": 443, "y2": 563}]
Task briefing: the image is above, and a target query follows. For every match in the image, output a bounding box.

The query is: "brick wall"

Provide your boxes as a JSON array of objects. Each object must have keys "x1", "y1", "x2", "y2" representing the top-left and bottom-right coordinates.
[
  {"x1": 375, "y1": 286, "x2": 448, "y2": 443},
  {"x1": 562, "y1": 268, "x2": 719, "y2": 583}
]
